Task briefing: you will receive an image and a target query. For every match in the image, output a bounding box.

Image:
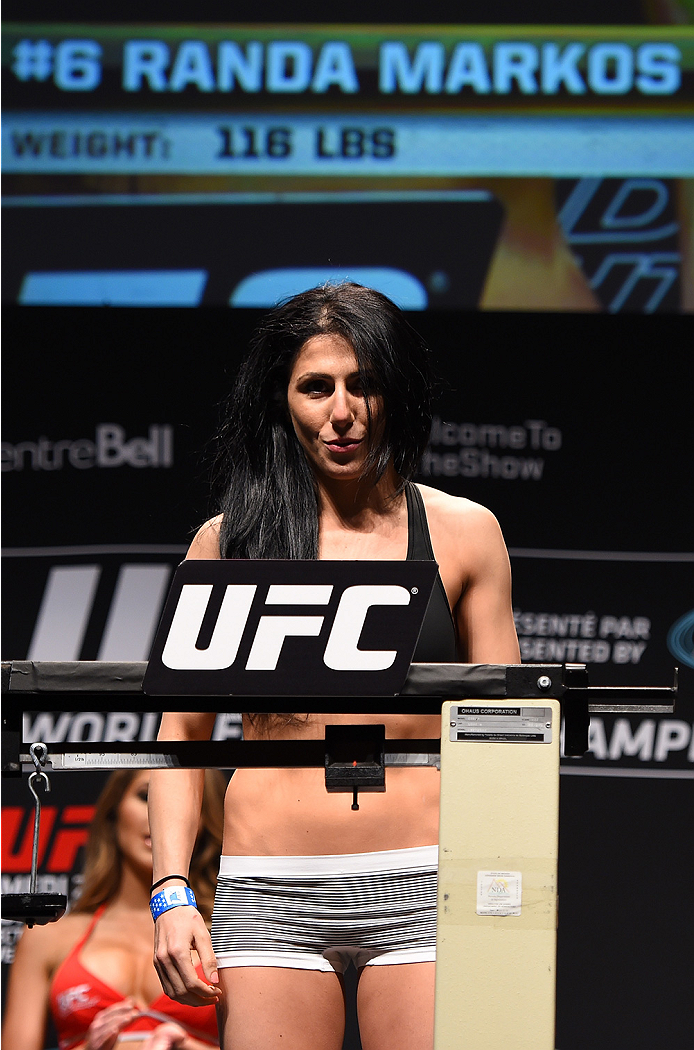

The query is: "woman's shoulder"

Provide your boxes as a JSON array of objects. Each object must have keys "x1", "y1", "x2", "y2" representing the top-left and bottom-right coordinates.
[
  {"x1": 14, "y1": 909, "x2": 95, "y2": 973},
  {"x1": 414, "y1": 484, "x2": 514, "y2": 613},
  {"x1": 187, "y1": 515, "x2": 223, "y2": 560},
  {"x1": 415, "y1": 483, "x2": 502, "y2": 534},
  {"x1": 414, "y1": 483, "x2": 510, "y2": 580}
]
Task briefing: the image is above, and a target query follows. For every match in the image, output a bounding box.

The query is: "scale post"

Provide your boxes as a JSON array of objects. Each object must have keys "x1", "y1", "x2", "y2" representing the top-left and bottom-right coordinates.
[{"x1": 435, "y1": 698, "x2": 560, "y2": 1050}]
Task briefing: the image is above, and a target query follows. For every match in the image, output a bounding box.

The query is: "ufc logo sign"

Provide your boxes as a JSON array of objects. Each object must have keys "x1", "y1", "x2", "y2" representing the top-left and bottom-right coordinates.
[
  {"x1": 162, "y1": 584, "x2": 410, "y2": 672},
  {"x1": 144, "y1": 560, "x2": 438, "y2": 696}
]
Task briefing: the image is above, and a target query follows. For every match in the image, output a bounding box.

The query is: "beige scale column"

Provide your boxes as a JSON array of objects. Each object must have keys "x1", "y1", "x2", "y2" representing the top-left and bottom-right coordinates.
[{"x1": 434, "y1": 697, "x2": 561, "y2": 1050}]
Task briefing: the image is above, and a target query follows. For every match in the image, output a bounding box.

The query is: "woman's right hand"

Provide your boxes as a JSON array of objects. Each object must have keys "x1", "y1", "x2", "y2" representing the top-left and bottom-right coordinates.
[
  {"x1": 84, "y1": 1000, "x2": 140, "y2": 1050},
  {"x1": 153, "y1": 906, "x2": 220, "y2": 1007}
]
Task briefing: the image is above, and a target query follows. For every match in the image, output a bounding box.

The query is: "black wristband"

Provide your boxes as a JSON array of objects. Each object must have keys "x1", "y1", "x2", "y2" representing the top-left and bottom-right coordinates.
[{"x1": 150, "y1": 874, "x2": 191, "y2": 894}]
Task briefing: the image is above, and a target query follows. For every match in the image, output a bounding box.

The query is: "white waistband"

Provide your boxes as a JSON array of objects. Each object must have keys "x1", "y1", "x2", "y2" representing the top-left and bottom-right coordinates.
[{"x1": 219, "y1": 844, "x2": 438, "y2": 877}]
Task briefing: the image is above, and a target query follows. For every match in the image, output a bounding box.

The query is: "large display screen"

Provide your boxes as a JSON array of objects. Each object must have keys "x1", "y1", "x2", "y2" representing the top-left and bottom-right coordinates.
[{"x1": 3, "y1": 21, "x2": 693, "y2": 310}]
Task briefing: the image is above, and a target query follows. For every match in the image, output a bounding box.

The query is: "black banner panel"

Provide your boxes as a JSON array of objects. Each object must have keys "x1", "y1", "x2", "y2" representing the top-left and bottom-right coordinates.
[
  {"x1": 1, "y1": 196, "x2": 502, "y2": 309},
  {"x1": 144, "y1": 559, "x2": 438, "y2": 696}
]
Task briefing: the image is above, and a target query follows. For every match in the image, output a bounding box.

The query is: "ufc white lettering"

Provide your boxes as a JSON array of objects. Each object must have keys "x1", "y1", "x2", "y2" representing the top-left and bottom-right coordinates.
[
  {"x1": 323, "y1": 585, "x2": 410, "y2": 670},
  {"x1": 161, "y1": 583, "x2": 256, "y2": 670},
  {"x1": 160, "y1": 581, "x2": 411, "y2": 673},
  {"x1": 246, "y1": 615, "x2": 325, "y2": 669},
  {"x1": 265, "y1": 584, "x2": 333, "y2": 604}
]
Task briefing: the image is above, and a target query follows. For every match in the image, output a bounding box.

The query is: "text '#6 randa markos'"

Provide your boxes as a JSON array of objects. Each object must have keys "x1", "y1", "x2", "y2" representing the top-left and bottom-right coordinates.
[{"x1": 6, "y1": 34, "x2": 684, "y2": 99}]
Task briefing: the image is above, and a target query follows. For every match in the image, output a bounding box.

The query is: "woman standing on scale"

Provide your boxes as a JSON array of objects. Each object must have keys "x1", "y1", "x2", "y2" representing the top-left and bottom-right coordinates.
[{"x1": 147, "y1": 283, "x2": 520, "y2": 1050}]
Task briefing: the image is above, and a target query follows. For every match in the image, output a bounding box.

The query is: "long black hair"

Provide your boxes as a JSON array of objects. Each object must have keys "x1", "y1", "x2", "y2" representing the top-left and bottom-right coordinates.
[{"x1": 214, "y1": 282, "x2": 434, "y2": 560}]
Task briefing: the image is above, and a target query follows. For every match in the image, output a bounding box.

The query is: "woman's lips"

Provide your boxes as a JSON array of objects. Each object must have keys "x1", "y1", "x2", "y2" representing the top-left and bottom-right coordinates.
[{"x1": 324, "y1": 439, "x2": 363, "y2": 453}]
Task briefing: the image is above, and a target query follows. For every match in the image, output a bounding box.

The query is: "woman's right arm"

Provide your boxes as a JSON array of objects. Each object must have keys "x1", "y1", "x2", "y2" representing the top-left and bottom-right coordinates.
[
  {"x1": 149, "y1": 712, "x2": 220, "y2": 1007},
  {"x1": 149, "y1": 518, "x2": 222, "y2": 1005},
  {"x1": 1, "y1": 924, "x2": 57, "y2": 1050}
]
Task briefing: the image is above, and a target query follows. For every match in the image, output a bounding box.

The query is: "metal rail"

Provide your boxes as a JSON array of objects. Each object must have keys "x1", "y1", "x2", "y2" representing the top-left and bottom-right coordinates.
[
  {"x1": 2, "y1": 659, "x2": 677, "y2": 709},
  {"x1": 1, "y1": 660, "x2": 677, "y2": 772}
]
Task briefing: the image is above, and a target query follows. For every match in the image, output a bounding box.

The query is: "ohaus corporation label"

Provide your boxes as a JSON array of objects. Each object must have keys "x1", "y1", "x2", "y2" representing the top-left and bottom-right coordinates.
[{"x1": 450, "y1": 706, "x2": 553, "y2": 744}]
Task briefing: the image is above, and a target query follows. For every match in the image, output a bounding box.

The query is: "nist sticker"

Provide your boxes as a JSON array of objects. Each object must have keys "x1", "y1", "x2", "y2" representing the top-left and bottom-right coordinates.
[
  {"x1": 449, "y1": 706, "x2": 552, "y2": 743},
  {"x1": 477, "y1": 871, "x2": 522, "y2": 916}
]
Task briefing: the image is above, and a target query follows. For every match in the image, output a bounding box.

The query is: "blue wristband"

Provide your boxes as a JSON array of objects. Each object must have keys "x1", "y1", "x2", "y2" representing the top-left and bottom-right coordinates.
[{"x1": 150, "y1": 885, "x2": 197, "y2": 921}]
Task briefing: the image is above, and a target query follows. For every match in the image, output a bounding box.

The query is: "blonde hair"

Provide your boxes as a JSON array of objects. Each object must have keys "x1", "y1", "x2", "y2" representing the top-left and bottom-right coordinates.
[{"x1": 72, "y1": 768, "x2": 225, "y2": 924}]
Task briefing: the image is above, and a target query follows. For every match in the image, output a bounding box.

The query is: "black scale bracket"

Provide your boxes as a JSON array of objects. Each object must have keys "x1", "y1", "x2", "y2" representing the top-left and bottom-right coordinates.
[{"x1": 325, "y1": 723, "x2": 386, "y2": 810}]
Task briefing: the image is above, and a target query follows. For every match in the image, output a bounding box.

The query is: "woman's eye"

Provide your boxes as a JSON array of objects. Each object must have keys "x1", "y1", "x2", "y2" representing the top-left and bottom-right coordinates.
[{"x1": 354, "y1": 375, "x2": 375, "y2": 396}]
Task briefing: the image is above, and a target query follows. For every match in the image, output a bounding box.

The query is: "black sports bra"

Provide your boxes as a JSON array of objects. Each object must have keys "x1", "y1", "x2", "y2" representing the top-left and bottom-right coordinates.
[{"x1": 406, "y1": 483, "x2": 459, "y2": 663}]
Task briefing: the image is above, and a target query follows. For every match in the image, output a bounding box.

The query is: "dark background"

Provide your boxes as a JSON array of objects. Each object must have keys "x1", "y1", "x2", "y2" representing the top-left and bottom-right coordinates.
[
  {"x1": 3, "y1": 307, "x2": 693, "y2": 1050},
  {"x1": 2, "y1": 307, "x2": 692, "y2": 552},
  {"x1": 1, "y1": 1, "x2": 654, "y2": 25}
]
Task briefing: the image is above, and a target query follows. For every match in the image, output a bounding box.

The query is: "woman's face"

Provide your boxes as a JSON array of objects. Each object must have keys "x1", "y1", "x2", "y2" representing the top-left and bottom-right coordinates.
[
  {"x1": 286, "y1": 333, "x2": 381, "y2": 484},
  {"x1": 114, "y1": 771, "x2": 152, "y2": 874}
]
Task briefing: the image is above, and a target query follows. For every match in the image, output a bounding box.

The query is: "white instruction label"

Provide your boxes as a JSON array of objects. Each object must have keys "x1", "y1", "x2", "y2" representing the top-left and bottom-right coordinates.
[
  {"x1": 450, "y1": 707, "x2": 552, "y2": 743},
  {"x1": 477, "y1": 870, "x2": 522, "y2": 916}
]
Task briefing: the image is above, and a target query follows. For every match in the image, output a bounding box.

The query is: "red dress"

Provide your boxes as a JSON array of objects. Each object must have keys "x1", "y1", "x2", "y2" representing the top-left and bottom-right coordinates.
[{"x1": 49, "y1": 906, "x2": 219, "y2": 1049}]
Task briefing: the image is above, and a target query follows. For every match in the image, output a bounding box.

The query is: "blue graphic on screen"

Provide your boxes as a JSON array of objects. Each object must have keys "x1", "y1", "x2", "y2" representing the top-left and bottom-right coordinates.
[
  {"x1": 19, "y1": 270, "x2": 208, "y2": 306},
  {"x1": 667, "y1": 609, "x2": 694, "y2": 670},
  {"x1": 230, "y1": 267, "x2": 428, "y2": 309}
]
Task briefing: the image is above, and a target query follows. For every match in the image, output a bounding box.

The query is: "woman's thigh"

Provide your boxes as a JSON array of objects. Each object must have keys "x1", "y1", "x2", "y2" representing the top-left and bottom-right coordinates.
[
  {"x1": 216, "y1": 966, "x2": 346, "y2": 1050},
  {"x1": 356, "y1": 961, "x2": 436, "y2": 1050}
]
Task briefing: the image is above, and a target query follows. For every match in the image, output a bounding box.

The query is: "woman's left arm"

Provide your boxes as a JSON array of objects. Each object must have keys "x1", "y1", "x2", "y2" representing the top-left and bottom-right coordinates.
[{"x1": 454, "y1": 504, "x2": 520, "y2": 664}]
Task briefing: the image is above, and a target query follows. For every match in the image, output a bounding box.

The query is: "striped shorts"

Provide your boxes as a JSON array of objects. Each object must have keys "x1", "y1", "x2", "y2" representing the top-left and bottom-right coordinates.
[{"x1": 210, "y1": 845, "x2": 438, "y2": 973}]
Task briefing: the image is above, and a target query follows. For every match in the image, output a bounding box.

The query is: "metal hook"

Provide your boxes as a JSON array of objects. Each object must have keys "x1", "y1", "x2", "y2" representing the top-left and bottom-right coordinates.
[
  {"x1": 28, "y1": 769, "x2": 51, "y2": 805},
  {"x1": 27, "y1": 746, "x2": 51, "y2": 896},
  {"x1": 30, "y1": 741, "x2": 48, "y2": 772}
]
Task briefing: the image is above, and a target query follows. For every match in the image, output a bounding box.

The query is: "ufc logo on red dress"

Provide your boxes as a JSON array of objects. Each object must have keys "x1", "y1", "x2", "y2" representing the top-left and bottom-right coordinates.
[{"x1": 143, "y1": 560, "x2": 437, "y2": 696}]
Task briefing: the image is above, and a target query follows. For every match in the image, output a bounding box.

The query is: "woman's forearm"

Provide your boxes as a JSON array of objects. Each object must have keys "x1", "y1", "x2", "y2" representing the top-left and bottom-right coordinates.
[
  {"x1": 148, "y1": 768, "x2": 205, "y2": 883},
  {"x1": 149, "y1": 713, "x2": 221, "y2": 1008},
  {"x1": 149, "y1": 712, "x2": 216, "y2": 883}
]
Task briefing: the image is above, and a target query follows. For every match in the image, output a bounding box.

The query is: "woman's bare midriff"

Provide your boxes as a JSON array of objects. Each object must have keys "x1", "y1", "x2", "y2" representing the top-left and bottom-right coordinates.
[{"x1": 222, "y1": 712, "x2": 441, "y2": 856}]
